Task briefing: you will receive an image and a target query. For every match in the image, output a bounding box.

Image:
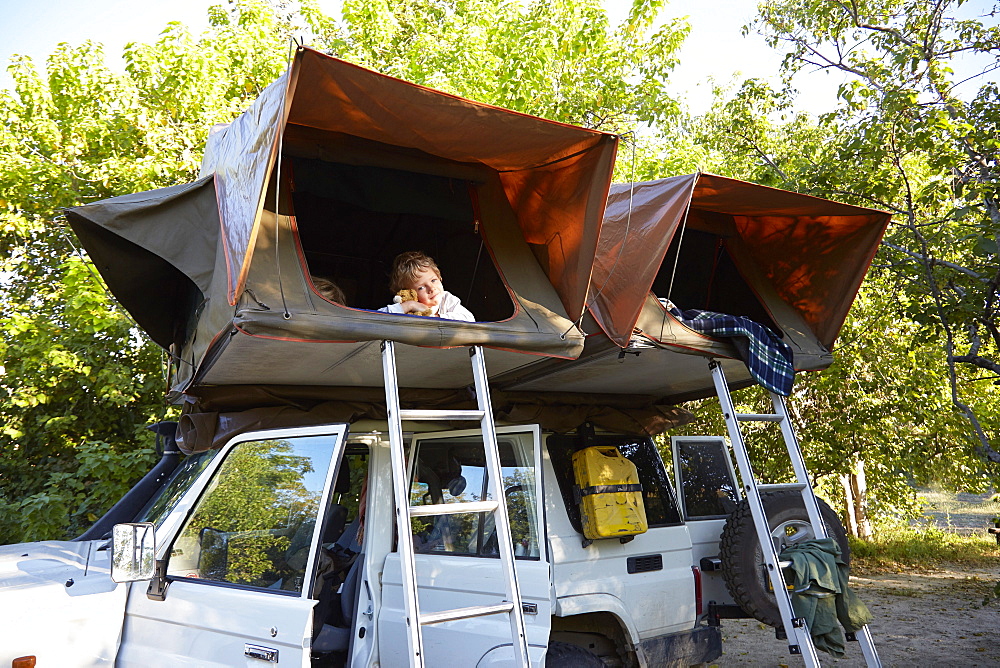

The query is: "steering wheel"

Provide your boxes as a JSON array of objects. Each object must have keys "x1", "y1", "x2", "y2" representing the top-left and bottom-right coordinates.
[
  {"x1": 482, "y1": 485, "x2": 527, "y2": 555},
  {"x1": 197, "y1": 527, "x2": 229, "y2": 580}
]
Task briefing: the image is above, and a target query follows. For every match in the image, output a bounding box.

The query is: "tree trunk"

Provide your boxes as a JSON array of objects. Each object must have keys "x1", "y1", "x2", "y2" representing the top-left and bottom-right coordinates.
[
  {"x1": 840, "y1": 458, "x2": 872, "y2": 539},
  {"x1": 841, "y1": 473, "x2": 860, "y2": 537},
  {"x1": 851, "y1": 459, "x2": 872, "y2": 539}
]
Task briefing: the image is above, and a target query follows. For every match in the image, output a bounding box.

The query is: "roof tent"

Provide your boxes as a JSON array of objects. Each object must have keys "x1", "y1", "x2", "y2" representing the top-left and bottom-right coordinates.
[
  {"x1": 492, "y1": 173, "x2": 891, "y2": 402},
  {"x1": 66, "y1": 47, "x2": 618, "y2": 395}
]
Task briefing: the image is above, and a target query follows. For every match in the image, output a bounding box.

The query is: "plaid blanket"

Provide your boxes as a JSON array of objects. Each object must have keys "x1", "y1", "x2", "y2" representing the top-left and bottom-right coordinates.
[{"x1": 669, "y1": 305, "x2": 795, "y2": 396}]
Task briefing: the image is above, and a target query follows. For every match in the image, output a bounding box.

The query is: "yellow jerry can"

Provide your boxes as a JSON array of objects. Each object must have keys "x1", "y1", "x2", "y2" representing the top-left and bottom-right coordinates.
[{"x1": 572, "y1": 446, "x2": 648, "y2": 540}]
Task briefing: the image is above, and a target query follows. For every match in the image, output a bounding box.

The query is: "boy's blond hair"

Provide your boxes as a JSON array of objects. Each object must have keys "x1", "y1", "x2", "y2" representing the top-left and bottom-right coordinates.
[
  {"x1": 312, "y1": 276, "x2": 346, "y2": 304},
  {"x1": 389, "y1": 251, "x2": 442, "y2": 293}
]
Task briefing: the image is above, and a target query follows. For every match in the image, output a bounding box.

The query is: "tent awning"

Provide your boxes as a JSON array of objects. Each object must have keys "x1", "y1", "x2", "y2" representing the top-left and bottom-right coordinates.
[
  {"x1": 204, "y1": 47, "x2": 618, "y2": 322},
  {"x1": 590, "y1": 174, "x2": 892, "y2": 348},
  {"x1": 64, "y1": 177, "x2": 220, "y2": 348}
]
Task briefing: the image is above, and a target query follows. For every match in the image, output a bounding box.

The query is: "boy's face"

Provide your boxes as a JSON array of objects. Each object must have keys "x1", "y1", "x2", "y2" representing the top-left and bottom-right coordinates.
[{"x1": 409, "y1": 267, "x2": 443, "y2": 307}]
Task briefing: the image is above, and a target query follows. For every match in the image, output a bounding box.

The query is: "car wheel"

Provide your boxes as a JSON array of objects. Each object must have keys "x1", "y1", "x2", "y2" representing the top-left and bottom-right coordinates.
[{"x1": 719, "y1": 490, "x2": 850, "y2": 627}]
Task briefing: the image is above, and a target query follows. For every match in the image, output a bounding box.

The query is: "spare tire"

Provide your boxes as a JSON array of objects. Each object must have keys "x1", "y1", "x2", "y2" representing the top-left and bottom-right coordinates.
[{"x1": 719, "y1": 490, "x2": 850, "y2": 627}]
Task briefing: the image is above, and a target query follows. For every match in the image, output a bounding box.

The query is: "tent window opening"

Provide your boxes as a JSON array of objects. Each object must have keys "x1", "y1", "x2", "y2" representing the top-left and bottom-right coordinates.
[
  {"x1": 288, "y1": 156, "x2": 515, "y2": 322},
  {"x1": 652, "y1": 228, "x2": 780, "y2": 334}
]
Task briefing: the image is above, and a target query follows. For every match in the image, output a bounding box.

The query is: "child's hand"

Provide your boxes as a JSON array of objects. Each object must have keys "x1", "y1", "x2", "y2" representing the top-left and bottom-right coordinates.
[{"x1": 400, "y1": 300, "x2": 424, "y2": 314}]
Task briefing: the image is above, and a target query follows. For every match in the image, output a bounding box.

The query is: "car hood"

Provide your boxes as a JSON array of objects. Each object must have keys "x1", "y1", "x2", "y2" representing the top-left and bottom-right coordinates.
[{"x1": 0, "y1": 540, "x2": 127, "y2": 664}]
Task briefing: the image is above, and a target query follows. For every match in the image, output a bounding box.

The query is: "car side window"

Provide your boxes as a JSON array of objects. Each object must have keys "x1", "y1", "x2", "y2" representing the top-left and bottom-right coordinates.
[
  {"x1": 547, "y1": 432, "x2": 683, "y2": 534},
  {"x1": 673, "y1": 437, "x2": 740, "y2": 519},
  {"x1": 166, "y1": 434, "x2": 338, "y2": 594},
  {"x1": 408, "y1": 432, "x2": 539, "y2": 559},
  {"x1": 135, "y1": 449, "x2": 219, "y2": 529}
]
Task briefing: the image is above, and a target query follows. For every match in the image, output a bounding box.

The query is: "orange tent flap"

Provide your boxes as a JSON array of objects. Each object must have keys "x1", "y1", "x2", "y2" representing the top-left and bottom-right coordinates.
[
  {"x1": 590, "y1": 173, "x2": 891, "y2": 349},
  {"x1": 589, "y1": 175, "x2": 699, "y2": 346}
]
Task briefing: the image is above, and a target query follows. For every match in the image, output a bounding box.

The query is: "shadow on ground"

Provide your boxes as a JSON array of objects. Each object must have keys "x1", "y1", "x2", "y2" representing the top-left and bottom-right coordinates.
[{"x1": 715, "y1": 566, "x2": 1000, "y2": 666}]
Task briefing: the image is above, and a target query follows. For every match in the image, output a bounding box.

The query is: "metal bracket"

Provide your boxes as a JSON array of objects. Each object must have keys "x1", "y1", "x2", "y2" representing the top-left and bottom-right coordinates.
[{"x1": 146, "y1": 559, "x2": 170, "y2": 601}]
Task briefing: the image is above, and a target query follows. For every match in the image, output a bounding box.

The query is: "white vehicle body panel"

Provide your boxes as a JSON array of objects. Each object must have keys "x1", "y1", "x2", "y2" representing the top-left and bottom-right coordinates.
[
  {"x1": 542, "y1": 443, "x2": 698, "y2": 638},
  {"x1": 0, "y1": 540, "x2": 125, "y2": 666},
  {"x1": 377, "y1": 425, "x2": 551, "y2": 667},
  {"x1": 671, "y1": 435, "x2": 740, "y2": 608},
  {"x1": 116, "y1": 580, "x2": 314, "y2": 667},
  {"x1": 379, "y1": 554, "x2": 550, "y2": 666},
  {"x1": 0, "y1": 421, "x2": 725, "y2": 668},
  {"x1": 685, "y1": 519, "x2": 731, "y2": 605}
]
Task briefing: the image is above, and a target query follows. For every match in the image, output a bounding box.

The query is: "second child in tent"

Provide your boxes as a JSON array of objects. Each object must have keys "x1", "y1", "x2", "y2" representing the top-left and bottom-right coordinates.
[
  {"x1": 379, "y1": 251, "x2": 476, "y2": 322},
  {"x1": 311, "y1": 276, "x2": 347, "y2": 305}
]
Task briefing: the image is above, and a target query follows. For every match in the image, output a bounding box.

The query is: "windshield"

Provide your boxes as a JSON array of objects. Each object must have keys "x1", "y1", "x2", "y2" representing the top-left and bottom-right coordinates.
[{"x1": 134, "y1": 449, "x2": 219, "y2": 529}]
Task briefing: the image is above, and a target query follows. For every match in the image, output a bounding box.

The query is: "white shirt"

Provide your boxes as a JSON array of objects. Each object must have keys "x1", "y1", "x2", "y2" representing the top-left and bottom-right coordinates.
[{"x1": 378, "y1": 291, "x2": 476, "y2": 322}]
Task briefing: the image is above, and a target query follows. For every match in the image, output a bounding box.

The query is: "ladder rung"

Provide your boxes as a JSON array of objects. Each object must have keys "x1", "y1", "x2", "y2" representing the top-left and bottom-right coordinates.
[
  {"x1": 409, "y1": 501, "x2": 500, "y2": 517},
  {"x1": 735, "y1": 412, "x2": 784, "y2": 422},
  {"x1": 398, "y1": 409, "x2": 486, "y2": 421},
  {"x1": 757, "y1": 483, "x2": 808, "y2": 493},
  {"x1": 420, "y1": 602, "x2": 514, "y2": 625},
  {"x1": 711, "y1": 359, "x2": 881, "y2": 667}
]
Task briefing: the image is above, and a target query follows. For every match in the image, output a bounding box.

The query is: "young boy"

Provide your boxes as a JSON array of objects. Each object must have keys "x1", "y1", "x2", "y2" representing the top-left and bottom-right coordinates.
[{"x1": 379, "y1": 251, "x2": 476, "y2": 322}]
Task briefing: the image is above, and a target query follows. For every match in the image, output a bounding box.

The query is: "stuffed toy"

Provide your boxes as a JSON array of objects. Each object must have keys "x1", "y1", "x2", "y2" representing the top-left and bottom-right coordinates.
[{"x1": 394, "y1": 289, "x2": 435, "y2": 316}]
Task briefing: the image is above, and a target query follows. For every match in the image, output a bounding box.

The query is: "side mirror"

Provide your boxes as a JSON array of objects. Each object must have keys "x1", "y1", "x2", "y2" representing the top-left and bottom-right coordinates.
[{"x1": 111, "y1": 522, "x2": 156, "y2": 583}]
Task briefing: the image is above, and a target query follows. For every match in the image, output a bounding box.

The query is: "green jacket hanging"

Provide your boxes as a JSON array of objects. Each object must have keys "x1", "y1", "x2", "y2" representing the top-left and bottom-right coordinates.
[{"x1": 780, "y1": 537, "x2": 873, "y2": 657}]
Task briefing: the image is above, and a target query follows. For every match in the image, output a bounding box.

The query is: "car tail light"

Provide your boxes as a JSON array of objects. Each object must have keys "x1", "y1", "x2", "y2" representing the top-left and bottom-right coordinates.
[
  {"x1": 13, "y1": 657, "x2": 37, "y2": 668},
  {"x1": 691, "y1": 565, "x2": 703, "y2": 616}
]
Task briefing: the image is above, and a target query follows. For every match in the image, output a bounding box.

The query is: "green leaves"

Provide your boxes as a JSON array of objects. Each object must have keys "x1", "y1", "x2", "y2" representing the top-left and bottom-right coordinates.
[
  {"x1": 689, "y1": 0, "x2": 1000, "y2": 524},
  {"x1": 0, "y1": 0, "x2": 691, "y2": 544},
  {"x1": 327, "y1": 0, "x2": 685, "y2": 134},
  {"x1": 0, "y1": 0, "x2": 304, "y2": 543}
]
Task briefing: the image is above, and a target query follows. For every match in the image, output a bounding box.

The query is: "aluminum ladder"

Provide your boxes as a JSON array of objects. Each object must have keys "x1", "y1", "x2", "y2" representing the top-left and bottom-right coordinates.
[
  {"x1": 381, "y1": 340, "x2": 531, "y2": 668},
  {"x1": 709, "y1": 359, "x2": 882, "y2": 668}
]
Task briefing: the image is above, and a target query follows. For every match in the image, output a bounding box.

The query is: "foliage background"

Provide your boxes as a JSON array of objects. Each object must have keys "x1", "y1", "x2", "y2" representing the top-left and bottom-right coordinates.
[{"x1": 2, "y1": 0, "x2": 998, "y2": 543}]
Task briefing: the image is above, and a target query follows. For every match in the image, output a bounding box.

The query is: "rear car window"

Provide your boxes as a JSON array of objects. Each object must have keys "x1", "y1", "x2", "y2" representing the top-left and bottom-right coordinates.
[{"x1": 546, "y1": 432, "x2": 682, "y2": 534}]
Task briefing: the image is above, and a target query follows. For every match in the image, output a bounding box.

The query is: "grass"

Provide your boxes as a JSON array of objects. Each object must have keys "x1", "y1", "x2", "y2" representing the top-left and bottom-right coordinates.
[
  {"x1": 917, "y1": 487, "x2": 1000, "y2": 533},
  {"x1": 849, "y1": 525, "x2": 1000, "y2": 574}
]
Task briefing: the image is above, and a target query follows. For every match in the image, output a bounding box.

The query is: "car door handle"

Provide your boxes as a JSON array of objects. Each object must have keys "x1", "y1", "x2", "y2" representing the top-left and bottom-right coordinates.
[{"x1": 245, "y1": 644, "x2": 279, "y2": 663}]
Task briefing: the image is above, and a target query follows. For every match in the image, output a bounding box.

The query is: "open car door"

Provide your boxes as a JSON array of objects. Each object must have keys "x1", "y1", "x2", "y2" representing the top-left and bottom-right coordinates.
[
  {"x1": 378, "y1": 425, "x2": 551, "y2": 666},
  {"x1": 671, "y1": 435, "x2": 742, "y2": 613},
  {"x1": 117, "y1": 424, "x2": 348, "y2": 666}
]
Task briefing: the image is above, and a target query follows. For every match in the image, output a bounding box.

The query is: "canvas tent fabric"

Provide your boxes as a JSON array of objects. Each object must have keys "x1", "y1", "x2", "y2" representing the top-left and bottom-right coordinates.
[
  {"x1": 63, "y1": 177, "x2": 220, "y2": 349},
  {"x1": 202, "y1": 47, "x2": 618, "y2": 322},
  {"x1": 490, "y1": 330, "x2": 760, "y2": 404},
  {"x1": 589, "y1": 173, "x2": 892, "y2": 350},
  {"x1": 488, "y1": 175, "x2": 890, "y2": 404},
  {"x1": 66, "y1": 47, "x2": 619, "y2": 396}
]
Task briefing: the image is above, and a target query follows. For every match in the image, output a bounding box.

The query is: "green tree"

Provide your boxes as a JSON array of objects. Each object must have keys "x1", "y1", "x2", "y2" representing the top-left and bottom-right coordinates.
[
  {"x1": 311, "y1": 0, "x2": 685, "y2": 131},
  {"x1": 680, "y1": 2, "x2": 1000, "y2": 530},
  {"x1": 1, "y1": 0, "x2": 690, "y2": 542},
  {"x1": 748, "y1": 0, "x2": 1000, "y2": 464},
  {"x1": 0, "y1": 0, "x2": 298, "y2": 542},
  {"x1": 306, "y1": 0, "x2": 693, "y2": 179}
]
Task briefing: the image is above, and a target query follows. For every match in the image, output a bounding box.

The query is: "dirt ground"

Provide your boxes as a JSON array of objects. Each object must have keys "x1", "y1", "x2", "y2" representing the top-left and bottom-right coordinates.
[
  {"x1": 714, "y1": 489, "x2": 1000, "y2": 666},
  {"x1": 714, "y1": 565, "x2": 1000, "y2": 666}
]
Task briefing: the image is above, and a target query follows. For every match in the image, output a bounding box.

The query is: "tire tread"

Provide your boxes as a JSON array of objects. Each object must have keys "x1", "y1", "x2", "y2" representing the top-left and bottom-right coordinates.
[{"x1": 719, "y1": 490, "x2": 850, "y2": 627}]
